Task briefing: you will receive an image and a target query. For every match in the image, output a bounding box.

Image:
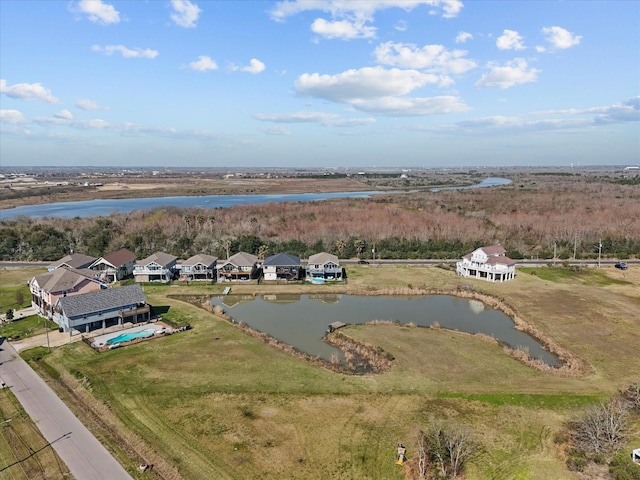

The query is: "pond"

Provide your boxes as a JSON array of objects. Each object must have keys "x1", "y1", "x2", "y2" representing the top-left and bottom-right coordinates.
[{"x1": 210, "y1": 293, "x2": 559, "y2": 367}]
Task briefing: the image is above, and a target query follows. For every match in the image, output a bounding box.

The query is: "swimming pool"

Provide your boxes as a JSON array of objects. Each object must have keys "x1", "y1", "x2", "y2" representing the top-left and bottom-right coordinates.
[{"x1": 106, "y1": 328, "x2": 157, "y2": 344}]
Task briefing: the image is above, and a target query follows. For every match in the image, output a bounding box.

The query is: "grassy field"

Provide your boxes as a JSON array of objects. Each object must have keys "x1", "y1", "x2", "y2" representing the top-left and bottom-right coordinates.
[
  {"x1": 0, "y1": 387, "x2": 73, "y2": 479},
  {"x1": 4, "y1": 264, "x2": 640, "y2": 479}
]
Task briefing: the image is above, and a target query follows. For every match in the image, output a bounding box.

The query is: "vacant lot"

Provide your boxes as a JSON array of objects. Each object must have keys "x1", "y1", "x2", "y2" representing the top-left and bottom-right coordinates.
[{"x1": 6, "y1": 263, "x2": 638, "y2": 480}]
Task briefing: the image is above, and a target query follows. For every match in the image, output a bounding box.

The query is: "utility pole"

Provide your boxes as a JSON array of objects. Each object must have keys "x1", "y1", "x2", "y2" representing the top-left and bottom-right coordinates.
[
  {"x1": 573, "y1": 234, "x2": 577, "y2": 260},
  {"x1": 598, "y1": 239, "x2": 602, "y2": 268},
  {"x1": 45, "y1": 318, "x2": 51, "y2": 353},
  {"x1": 553, "y1": 242, "x2": 557, "y2": 266}
]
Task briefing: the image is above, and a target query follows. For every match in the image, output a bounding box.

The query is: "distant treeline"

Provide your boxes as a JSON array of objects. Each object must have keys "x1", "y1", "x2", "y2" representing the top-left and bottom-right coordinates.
[{"x1": 1, "y1": 179, "x2": 638, "y2": 262}]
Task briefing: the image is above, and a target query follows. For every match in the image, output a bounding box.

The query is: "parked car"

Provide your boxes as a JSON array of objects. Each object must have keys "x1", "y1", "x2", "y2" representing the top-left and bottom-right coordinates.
[
  {"x1": 357, "y1": 259, "x2": 370, "y2": 265},
  {"x1": 615, "y1": 261, "x2": 628, "y2": 270}
]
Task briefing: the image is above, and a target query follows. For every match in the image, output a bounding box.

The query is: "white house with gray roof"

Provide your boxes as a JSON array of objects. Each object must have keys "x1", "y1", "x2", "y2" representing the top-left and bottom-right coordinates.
[
  {"x1": 134, "y1": 252, "x2": 178, "y2": 283},
  {"x1": 263, "y1": 253, "x2": 300, "y2": 281},
  {"x1": 217, "y1": 252, "x2": 258, "y2": 282},
  {"x1": 306, "y1": 252, "x2": 342, "y2": 282},
  {"x1": 53, "y1": 284, "x2": 150, "y2": 334},
  {"x1": 180, "y1": 254, "x2": 218, "y2": 282},
  {"x1": 456, "y1": 245, "x2": 516, "y2": 282}
]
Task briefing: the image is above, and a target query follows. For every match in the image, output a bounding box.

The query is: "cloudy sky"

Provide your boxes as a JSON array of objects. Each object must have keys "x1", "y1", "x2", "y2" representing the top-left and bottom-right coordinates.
[{"x1": 1, "y1": 0, "x2": 638, "y2": 168}]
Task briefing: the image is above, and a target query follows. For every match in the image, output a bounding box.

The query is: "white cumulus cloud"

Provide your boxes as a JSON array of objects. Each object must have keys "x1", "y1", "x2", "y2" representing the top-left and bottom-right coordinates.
[
  {"x1": 170, "y1": 0, "x2": 202, "y2": 28},
  {"x1": 295, "y1": 66, "x2": 439, "y2": 103},
  {"x1": 455, "y1": 31, "x2": 473, "y2": 43},
  {"x1": 54, "y1": 109, "x2": 73, "y2": 120},
  {"x1": 0, "y1": 79, "x2": 59, "y2": 103},
  {"x1": 475, "y1": 59, "x2": 539, "y2": 89},
  {"x1": 189, "y1": 55, "x2": 218, "y2": 71},
  {"x1": 92, "y1": 44, "x2": 159, "y2": 59},
  {"x1": 241, "y1": 58, "x2": 266, "y2": 74},
  {"x1": 311, "y1": 18, "x2": 376, "y2": 40},
  {"x1": 74, "y1": 0, "x2": 120, "y2": 25},
  {"x1": 374, "y1": 41, "x2": 476, "y2": 75},
  {"x1": 496, "y1": 29, "x2": 526, "y2": 50},
  {"x1": 270, "y1": 1, "x2": 462, "y2": 43},
  {"x1": 0, "y1": 109, "x2": 27, "y2": 124},
  {"x1": 542, "y1": 26, "x2": 582, "y2": 49}
]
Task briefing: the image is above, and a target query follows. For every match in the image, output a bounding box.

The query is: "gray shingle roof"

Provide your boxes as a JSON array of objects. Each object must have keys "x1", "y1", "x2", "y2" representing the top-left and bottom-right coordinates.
[
  {"x1": 264, "y1": 253, "x2": 300, "y2": 267},
  {"x1": 307, "y1": 252, "x2": 338, "y2": 265},
  {"x1": 32, "y1": 267, "x2": 102, "y2": 293},
  {"x1": 219, "y1": 252, "x2": 258, "y2": 268},
  {"x1": 49, "y1": 253, "x2": 97, "y2": 270},
  {"x1": 137, "y1": 252, "x2": 177, "y2": 267},
  {"x1": 57, "y1": 284, "x2": 147, "y2": 318},
  {"x1": 182, "y1": 254, "x2": 218, "y2": 267}
]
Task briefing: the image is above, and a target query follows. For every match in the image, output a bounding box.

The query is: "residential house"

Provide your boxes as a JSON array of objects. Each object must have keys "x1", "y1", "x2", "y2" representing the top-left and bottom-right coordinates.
[
  {"x1": 217, "y1": 252, "x2": 258, "y2": 282},
  {"x1": 456, "y1": 245, "x2": 516, "y2": 282},
  {"x1": 133, "y1": 252, "x2": 178, "y2": 283},
  {"x1": 29, "y1": 267, "x2": 106, "y2": 319},
  {"x1": 263, "y1": 253, "x2": 300, "y2": 281},
  {"x1": 90, "y1": 248, "x2": 136, "y2": 283},
  {"x1": 180, "y1": 254, "x2": 218, "y2": 282},
  {"x1": 47, "y1": 253, "x2": 97, "y2": 272},
  {"x1": 306, "y1": 252, "x2": 342, "y2": 283},
  {"x1": 53, "y1": 284, "x2": 150, "y2": 334}
]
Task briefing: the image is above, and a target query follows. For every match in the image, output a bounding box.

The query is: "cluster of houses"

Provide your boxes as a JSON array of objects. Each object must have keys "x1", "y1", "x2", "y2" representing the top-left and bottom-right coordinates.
[
  {"x1": 28, "y1": 249, "x2": 346, "y2": 335},
  {"x1": 28, "y1": 245, "x2": 514, "y2": 336}
]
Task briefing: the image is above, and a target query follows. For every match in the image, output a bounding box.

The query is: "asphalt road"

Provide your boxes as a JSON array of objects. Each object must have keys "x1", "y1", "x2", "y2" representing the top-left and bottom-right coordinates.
[{"x1": 0, "y1": 340, "x2": 133, "y2": 480}]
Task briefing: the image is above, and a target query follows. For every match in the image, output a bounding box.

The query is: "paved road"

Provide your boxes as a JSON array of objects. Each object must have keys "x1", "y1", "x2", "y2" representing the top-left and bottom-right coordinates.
[{"x1": 0, "y1": 340, "x2": 133, "y2": 480}]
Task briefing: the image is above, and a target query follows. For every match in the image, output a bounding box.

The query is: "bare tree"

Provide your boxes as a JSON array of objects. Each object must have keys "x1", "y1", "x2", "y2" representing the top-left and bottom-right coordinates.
[
  {"x1": 571, "y1": 398, "x2": 629, "y2": 455},
  {"x1": 417, "y1": 418, "x2": 479, "y2": 479}
]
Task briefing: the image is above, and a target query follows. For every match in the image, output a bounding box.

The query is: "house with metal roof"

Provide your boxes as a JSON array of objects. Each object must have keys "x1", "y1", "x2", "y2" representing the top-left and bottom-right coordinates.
[
  {"x1": 217, "y1": 252, "x2": 259, "y2": 282},
  {"x1": 263, "y1": 253, "x2": 301, "y2": 282},
  {"x1": 90, "y1": 248, "x2": 136, "y2": 283},
  {"x1": 456, "y1": 245, "x2": 516, "y2": 282},
  {"x1": 134, "y1": 252, "x2": 178, "y2": 283},
  {"x1": 180, "y1": 254, "x2": 218, "y2": 282},
  {"x1": 29, "y1": 267, "x2": 106, "y2": 319},
  {"x1": 53, "y1": 284, "x2": 150, "y2": 334},
  {"x1": 306, "y1": 252, "x2": 342, "y2": 283}
]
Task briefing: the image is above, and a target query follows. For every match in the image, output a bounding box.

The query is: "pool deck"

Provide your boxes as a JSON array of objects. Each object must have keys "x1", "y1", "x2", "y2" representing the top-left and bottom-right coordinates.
[{"x1": 91, "y1": 323, "x2": 167, "y2": 347}]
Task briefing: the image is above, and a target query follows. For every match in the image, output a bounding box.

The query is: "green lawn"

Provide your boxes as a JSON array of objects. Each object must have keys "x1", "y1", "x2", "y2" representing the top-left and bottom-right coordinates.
[{"x1": 12, "y1": 265, "x2": 640, "y2": 479}]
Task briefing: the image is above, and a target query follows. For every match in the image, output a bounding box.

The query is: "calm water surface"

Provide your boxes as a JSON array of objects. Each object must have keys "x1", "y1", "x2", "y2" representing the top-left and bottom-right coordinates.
[
  {"x1": 0, "y1": 191, "x2": 383, "y2": 219},
  {"x1": 0, "y1": 177, "x2": 512, "y2": 219},
  {"x1": 211, "y1": 294, "x2": 558, "y2": 367}
]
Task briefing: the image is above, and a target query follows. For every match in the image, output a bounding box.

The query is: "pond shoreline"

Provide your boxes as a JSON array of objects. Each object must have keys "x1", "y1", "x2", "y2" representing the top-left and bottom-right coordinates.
[{"x1": 185, "y1": 286, "x2": 591, "y2": 377}]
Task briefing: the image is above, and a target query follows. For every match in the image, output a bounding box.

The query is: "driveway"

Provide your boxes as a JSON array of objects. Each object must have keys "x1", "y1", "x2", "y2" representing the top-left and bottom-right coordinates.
[{"x1": 0, "y1": 341, "x2": 133, "y2": 479}]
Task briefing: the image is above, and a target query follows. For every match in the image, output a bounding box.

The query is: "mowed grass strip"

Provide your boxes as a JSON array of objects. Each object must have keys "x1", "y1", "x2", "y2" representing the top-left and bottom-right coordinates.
[
  {"x1": 0, "y1": 387, "x2": 73, "y2": 479},
  {"x1": 9, "y1": 264, "x2": 640, "y2": 479}
]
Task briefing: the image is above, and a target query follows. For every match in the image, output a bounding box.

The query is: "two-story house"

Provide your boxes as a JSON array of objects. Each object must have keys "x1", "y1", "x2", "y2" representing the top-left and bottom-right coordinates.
[
  {"x1": 53, "y1": 283, "x2": 150, "y2": 334},
  {"x1": 306, "y1": 252, "x2": 342, "y2": 283},
  {"x1": 263, "y1": 253, "x2": 300, "y2": 281},
  {"x1": 47, "y1": 253, "x2": 97, "y2": 272},
  {"x1": 180, "y1": 254, "x2": 218, "y2": 282},
  {"x1": 29, "y1": 267, "x2": 106, "y2": 319},
  {"x1": 456, "y1": 245, "x2": 516, "y2": 282},
  {"x1": 217, "y1": 252, "x2": 258, "y2": 282},
  {"x1": 134, "y1": 252, "x2": 178, "y2": 283},
  {"x1": 90, "y1": 248, "x2": 137, "y2": 283}
]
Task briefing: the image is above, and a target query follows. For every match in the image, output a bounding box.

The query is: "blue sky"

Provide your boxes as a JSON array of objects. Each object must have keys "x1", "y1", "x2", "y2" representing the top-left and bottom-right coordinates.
[{"x1": 1, "y1": 0, "x2": 638, "y2": 168}]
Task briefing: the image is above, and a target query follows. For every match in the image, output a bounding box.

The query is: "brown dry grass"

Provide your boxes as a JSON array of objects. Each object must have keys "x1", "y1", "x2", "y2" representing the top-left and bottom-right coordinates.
[{"x1": 6, "y1": 264, "x2": 640, "y2": 479}]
